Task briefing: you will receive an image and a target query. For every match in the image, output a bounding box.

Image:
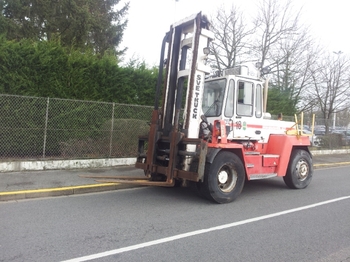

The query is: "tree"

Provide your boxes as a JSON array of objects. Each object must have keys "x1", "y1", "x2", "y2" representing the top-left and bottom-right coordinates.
[
  {"x1": 266, "y1": 87, "x2": 297, "y2": 116},
  {"x1": 308, "y1": 53, "x2": 350, "y2": 133},
  {"x1": 0, "y1": 0, "x2": 129, "y2": 56},
  {"x1": 209, "y1": 4, "x2": 255, "y2": 71},
  {"x1": 271, "y1": 27, "x2": 318, "y2": 113},
  {"x1": 252, "y1": 0, "x2": 301, "y2": 69}
]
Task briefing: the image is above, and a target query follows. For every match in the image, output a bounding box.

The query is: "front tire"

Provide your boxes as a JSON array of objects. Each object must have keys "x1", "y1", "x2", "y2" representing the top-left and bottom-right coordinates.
[
  {"x1": 284, "y1": 149, "x2": 313, "y2": 189},
  {"x1": 199, "y1": 151, "x2": 245, "y2": 204}
]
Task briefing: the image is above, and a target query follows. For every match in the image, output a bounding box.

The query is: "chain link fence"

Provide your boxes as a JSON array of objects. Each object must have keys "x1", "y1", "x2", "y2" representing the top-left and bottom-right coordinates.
[
  {"x1": 0, "y1": 94, "x2": 153, "y2": 160},
  {"x1": 281, "y1": 113, "x2": 350, "y2": 149},
  {"x1": 1, "y1": 94, "x2": 349, "y2": 161}
]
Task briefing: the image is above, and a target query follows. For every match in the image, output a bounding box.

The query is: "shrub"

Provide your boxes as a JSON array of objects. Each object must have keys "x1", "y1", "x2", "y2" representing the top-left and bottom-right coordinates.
[{"x1": 319, "y1": 133, "x2": 344, "y2": 149}]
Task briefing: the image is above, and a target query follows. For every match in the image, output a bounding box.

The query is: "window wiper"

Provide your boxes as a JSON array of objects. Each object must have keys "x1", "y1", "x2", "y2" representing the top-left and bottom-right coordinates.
[{"x1": 204, "y1": 99, "x2": 219, "y2": 116}]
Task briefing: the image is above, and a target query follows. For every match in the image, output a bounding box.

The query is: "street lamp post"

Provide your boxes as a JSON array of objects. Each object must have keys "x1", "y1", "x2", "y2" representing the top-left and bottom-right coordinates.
[
  {"x1": 332, "y1": 51, "x2": 342, "y2": 130},
  {"x1": 174, "y1": 0, "x2": 179, "y2": 22}
]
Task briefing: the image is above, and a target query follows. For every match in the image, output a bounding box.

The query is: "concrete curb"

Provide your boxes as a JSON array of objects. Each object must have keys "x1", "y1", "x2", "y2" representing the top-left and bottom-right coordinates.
[
  {"x1": 0, "y1": 158, "x2": 136, "y2": 173},
  {"x1": 310, "y1": 149, "x2": 350, "y2": 155},
  {"x1": 1, "y1": 149, "x2": 349, "y2": 173}
]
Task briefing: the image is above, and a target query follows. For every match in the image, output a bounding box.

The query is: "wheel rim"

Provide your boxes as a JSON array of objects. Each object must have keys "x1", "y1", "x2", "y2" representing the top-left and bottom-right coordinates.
[
  {"x1": 295, "y1": 159, "x2": 309, "y2": 181},
  {"x1": 217, "y1": 164, "x2": 237, "y2": 193}
]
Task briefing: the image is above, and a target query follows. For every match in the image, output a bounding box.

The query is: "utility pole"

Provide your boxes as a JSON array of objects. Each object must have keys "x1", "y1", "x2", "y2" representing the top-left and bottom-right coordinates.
[
  {"x1": 174, "y1": 0, "x2": 179, "y2": 22},
  {"x1": 332, "y1": 51, "x2": 343, "y2": 130}
]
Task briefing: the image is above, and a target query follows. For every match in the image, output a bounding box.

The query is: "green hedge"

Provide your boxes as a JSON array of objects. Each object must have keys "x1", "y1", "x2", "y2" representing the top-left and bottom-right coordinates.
[
  {"x1": 319, "y1": 133, "x2": 344, "y2": 149},
  {"x1": 0, "y1": 36, "x2": 158, "y2": 105}
]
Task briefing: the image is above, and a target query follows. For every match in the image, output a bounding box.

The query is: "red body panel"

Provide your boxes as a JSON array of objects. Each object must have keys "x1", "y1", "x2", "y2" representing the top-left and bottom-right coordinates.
[
  {"x1": 244, "y1": 154, "x2": 277, "y2": 177},
  {"x1": 207, "y1": 134, "x2": 310, "y2": 179},
  {"x1": 262, "y1": 154, "x2": 279, "y2": 167},
  {"x1": 266, "y1": 134, "x2": 310, "y2": 176}
]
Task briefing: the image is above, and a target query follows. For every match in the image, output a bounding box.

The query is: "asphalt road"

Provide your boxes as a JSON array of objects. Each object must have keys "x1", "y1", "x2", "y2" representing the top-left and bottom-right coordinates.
[{"x1": 0, "y1": 165, "x2": 349, "y2": 262}]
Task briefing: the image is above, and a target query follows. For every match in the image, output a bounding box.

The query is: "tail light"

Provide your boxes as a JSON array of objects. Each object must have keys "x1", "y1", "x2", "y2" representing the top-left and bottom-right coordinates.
[{"x1": 214, "y1": 121, "x2": 221, "y2": 137}]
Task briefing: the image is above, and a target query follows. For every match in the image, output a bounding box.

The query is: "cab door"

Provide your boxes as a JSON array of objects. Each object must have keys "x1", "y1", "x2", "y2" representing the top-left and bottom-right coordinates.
[{"x1": 228, "y1": 80, "x2": 263, "y2": 141}]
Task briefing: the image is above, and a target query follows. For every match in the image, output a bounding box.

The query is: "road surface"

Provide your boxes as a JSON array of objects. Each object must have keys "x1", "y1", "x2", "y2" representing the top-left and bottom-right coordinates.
[{"x1": 0, "y1": 166, "x2": 349, "y2": 262}]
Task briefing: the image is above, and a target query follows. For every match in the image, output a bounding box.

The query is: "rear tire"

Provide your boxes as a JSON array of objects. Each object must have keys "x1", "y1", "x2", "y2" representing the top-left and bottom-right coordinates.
[
  {"x1": 284, "y1": 149, "x2": 313, "y2": 189},
  {"x1": 199, "y1": 151, "x2": 245, "y2": 204}
]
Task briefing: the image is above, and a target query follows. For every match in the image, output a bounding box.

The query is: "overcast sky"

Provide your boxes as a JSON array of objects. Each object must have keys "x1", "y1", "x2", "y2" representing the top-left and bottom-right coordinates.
[{"x1": 120, "y1": 0, "x2": 350, "y2": 66}]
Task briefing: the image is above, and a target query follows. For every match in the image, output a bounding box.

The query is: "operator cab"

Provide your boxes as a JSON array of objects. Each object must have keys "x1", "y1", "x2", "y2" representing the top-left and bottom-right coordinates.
[{"x1": 202, "y1": 63, "x2": 293, "y2": 142}]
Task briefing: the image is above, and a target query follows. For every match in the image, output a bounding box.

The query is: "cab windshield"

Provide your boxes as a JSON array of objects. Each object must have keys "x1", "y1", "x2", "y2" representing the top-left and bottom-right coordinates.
[{"x1": 202, "y1": 79, "x2": 226, "y2": 117}]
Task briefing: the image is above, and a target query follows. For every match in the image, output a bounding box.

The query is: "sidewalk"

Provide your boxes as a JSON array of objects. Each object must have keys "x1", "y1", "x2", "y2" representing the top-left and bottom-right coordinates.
[{"x1": 1, "y1": 152, "x2": 349, "y2": 201}]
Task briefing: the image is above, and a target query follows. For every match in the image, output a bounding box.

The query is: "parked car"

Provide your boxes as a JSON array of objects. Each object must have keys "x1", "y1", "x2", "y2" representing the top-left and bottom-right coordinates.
[
  {"x1": 314, "y1": 125, "x2": 326, "y2": 133},
  {"x1": 314, "y1": 128, "x2": 325, "y2": 136},
  {"x1": 298, "y1": 125, "x2": 311, "y2": 132},
  {"x1": 303, "y1": 130, "x2": 321, "y2": 146}
]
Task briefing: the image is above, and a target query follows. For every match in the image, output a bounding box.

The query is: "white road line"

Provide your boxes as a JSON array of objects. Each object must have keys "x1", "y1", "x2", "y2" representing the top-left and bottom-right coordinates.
[{"x1": 61, "y1": 195, "x2": 350, "y2": 262}]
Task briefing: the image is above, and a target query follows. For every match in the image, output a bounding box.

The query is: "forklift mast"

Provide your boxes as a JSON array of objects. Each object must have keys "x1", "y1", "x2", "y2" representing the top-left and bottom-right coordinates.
[
  {"x1": 161, "y1": 12, "x2": 213, "y2": 138},
  {"x1": 135, "y1": 12, "x2": 214, "y2": 185}
]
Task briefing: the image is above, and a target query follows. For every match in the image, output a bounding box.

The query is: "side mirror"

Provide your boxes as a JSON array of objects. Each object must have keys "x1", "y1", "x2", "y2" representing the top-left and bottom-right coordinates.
[{"x1": 201, "y1": 115, "x2": 208, "y2": 123}]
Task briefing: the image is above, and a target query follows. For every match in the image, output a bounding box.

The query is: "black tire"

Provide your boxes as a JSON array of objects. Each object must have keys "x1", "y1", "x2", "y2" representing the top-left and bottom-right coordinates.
[
  {"x1": 199, "y1": 151, "x2": 245, "y2": 204},
  {"x1": 284, "y1": 149, "x2": 313, "y2": 189}
]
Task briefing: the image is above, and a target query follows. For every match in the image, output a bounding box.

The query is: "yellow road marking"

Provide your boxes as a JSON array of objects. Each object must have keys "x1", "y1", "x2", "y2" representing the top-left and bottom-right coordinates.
[
  {"x1": 314, "y1": 162, "x2": 350, "y2": 167},
  {"x1": 0, "y1": 183, "x2": 119, "y2": 196}
]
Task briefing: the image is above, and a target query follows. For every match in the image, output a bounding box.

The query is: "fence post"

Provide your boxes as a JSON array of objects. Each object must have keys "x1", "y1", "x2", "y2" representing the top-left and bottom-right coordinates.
[
  {"x1": 42, "y1": 97, "x2": 50, "y2": 158},
  {"x1": 109, "y1": 103, "x2": 115, "y2": 157}
]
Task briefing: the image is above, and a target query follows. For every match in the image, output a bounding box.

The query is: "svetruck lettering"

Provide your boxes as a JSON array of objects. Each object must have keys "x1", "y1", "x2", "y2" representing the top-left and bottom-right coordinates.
[{"x1": 192, "y1": 75, "x2": 201, "y2": 119}]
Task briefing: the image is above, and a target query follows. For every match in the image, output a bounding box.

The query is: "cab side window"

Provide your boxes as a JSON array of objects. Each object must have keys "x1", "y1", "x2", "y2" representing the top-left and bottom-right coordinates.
[
  {"x1": 224, "y1": 80, "x2": 235, "y2": 117},
  {"x1": 237, "y1": 81, "x2": 253, "y2": 116},
  {"x1": 255, "y1": 84, "x2": 262, "y2": 118}
]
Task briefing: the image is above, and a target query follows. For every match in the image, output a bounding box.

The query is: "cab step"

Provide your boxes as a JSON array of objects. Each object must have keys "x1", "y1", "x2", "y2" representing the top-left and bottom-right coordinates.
[{"x1": 249, "y1": 173, "x2": 278, "y2": 180}]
